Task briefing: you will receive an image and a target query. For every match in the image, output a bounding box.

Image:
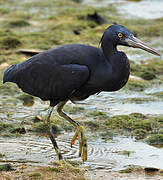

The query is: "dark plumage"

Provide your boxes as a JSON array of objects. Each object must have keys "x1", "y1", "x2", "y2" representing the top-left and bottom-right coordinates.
[
  {"x1": 3, "y1": 25, "x2": 131, "y2": 105},
  {"x1": 3, "y1": 24, "x2": 160, "y2": 161}
]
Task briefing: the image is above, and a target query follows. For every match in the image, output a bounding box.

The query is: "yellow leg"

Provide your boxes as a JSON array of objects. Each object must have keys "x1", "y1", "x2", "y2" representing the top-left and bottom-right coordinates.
[{"x1": 56, "y1": 101, "x2": 87, "y2": 161}]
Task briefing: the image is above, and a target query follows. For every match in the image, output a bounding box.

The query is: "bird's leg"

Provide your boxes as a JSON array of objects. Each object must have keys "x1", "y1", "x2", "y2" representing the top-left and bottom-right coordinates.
[
  {"x1": 56, "y1": 101, "x2": 87, "y2": 161},
  {"x1": 45, "y1": 106, "x2": 63, "y2": 160}
]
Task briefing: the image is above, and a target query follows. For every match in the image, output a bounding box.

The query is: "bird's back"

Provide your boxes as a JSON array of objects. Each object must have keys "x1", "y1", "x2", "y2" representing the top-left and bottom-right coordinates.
[{"x1": 3, "y1": 44, "x2": 106, "y2": 104}]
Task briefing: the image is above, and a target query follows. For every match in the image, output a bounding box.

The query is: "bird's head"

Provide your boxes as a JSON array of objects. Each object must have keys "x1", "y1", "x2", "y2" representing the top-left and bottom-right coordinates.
[{"x1": 101, "y1": 24, "x2": 160, "y2": 56}]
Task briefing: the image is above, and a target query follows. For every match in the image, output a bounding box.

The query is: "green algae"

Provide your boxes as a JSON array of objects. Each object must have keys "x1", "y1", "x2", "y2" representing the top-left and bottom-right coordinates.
[
  {"x1": 0, "y1": 0, "x2": 162, "y2": 69},
  {"x1": 64, "y1": 105, "x2": 85, "y2": 114},
  {"x1": 124, "y1": 79, "x2": 150, "y2": 91},
  {"x1": 119, "y1": 165, "x2": 142, "y2": 173},
  {"x1": 31, "y1": 119, "x2": 68, "y2": 134},
  {"x1": 122, "y1": 97, "x2": 156, "y2": 104},
  {"x1": 121, "y1": 18, "x2": 163, "y2": 37},
  {"x1": 119, "y1": 167, "x2": 134, "y2": 173},
  {"x1": 29, "y1": 172, "x2": 41, "y2": 179},
  {"x1": 52, "y1": 160, "x2": 85, "y2": 174},
  {"x1": 0, "y1": 164, "x2": 13, "y2": 171},
  {"x1": 0, "y1": 122, "x2": 17, "y2": 132},
  {"x1": 0, "y1": 122, "x2": 24, "y2": 137},
  {"x1": 0, "y1": 8, "x2": 10, "y2": 15},
  {"x1": 104, "y1": 113, "x2": 141, "y2": 130},
  {"x1": 0, "y1": 0, "x2": 162, "y2": 55},
  {"x1": 46, "y1": 167, "x2": 60, "y2": 173},
  {"x1": 0, "y1": 153, "x2": 5, "y2": 158},
  {"x1": 133, "y1": 129, "x2": 147, "y2": 139},
  {"x1": 104, "y1": 113, "x2": 163, "y2": 139},
  {"x1": 85, "y1": 121, "x2": 100, "y2": 130},
  {"x1": 28, "y1": 160, "x2": 85, "y2": 180},
  {"x1": 6, "y1": 19, "x2": 30, "y2": 28},
  {"x1": 31, "y1": 122, "x2": 48, "y2": 134},
  {"x1": 146, "y1": 134, "x2": 163, "y2": 145},
  {"x1": 0, "y1": 83, "x2": 20, "y2": 96},
  {"x1": 147, "y1": 91, "x2": 163, "y2": 100},
  {"x1": 20, "y1": 106, "x2": 163, "y2": 141},
  {"x1": 86, "y1": 110, "x2": 108, "y2": 119},
  {"x1": 130, "y1": 59, "x2": 163, "y2": 81},
  {"x1": 0, "y1": 36, "x2": 22, "y2": 49},
  {"x1": 100, "y1": 131, "x2": 114, "y2": 140},
  {"x1": 30, "y1": 109, "x2": 76, "y2": 134},
  {"x1": 139, "y1": 71, "x2": 156, "y2": 80}
]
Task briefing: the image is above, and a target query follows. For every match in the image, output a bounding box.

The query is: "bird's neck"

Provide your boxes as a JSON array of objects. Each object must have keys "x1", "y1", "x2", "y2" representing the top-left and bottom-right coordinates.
[
  {"x1": 101, "y1": 39, "x2": 130, "y2": 91},
  {"x1": 101, "y1": 39, "x2": 118, "y2": 61}
]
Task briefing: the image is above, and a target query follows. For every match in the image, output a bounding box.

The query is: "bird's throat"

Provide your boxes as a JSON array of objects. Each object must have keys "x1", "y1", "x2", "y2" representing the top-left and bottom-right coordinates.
[{"x1": 101, "y1": 40, "x2": 118, "y2": 61}]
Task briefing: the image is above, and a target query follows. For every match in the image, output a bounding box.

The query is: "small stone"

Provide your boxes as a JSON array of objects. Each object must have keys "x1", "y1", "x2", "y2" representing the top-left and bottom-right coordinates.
[
  {"x1": 33, "y1": 115, "x2": 43, "y2": 123},
  {"x1": 0, "y1": 63, "x2": 9, "y2": 70},
  {"x1": 144, "y1": 167, "x2": 159, "y2": 172},
  {"x1": 0, "y1": 164, "x2": 14, "y2": 171}
]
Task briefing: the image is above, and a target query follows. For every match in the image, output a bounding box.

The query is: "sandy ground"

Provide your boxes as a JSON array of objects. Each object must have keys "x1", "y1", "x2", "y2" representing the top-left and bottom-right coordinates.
[
  {"x1": 85, "y1": 170, "x2": 163, "y2": 180},
  {"x1": 0, "y1": 164, "x2": 163, "y2": 180}
]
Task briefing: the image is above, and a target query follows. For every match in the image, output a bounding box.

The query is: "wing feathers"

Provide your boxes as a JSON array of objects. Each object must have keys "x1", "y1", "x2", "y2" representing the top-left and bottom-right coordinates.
[{"x1": 4, "y1": 62, "x2": 90, "y2": 103}]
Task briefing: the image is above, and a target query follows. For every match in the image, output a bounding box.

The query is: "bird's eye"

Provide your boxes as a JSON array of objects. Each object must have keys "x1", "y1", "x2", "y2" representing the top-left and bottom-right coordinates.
[{"x1": 118, "y1": 33, "x2": 123, "y2": 39}]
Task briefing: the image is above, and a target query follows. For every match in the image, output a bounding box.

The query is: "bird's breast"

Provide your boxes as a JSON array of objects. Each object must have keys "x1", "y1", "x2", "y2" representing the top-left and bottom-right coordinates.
[{"x1": 109, "y1": 58, "x2": 130, "y2": 91}]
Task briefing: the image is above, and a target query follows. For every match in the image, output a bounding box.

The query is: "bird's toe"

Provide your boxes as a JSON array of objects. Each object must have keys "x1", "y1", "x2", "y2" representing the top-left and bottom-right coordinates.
[{"x1": 71, "y1": 125, "x2": 87, "y2": 161}]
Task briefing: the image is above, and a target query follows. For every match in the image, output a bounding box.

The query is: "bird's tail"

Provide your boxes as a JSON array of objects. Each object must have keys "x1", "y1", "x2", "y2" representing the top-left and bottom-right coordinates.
[{"x1": 3, "y1": 64, "x2": 18, "y2": 84}]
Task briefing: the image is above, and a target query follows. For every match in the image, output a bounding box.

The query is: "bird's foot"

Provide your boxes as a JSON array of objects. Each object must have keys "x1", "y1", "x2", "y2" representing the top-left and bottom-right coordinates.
[
  {"x1": 58, "y1": 159, "x2": 73, "y2": 168},
  {"x1": 54, "y1": 159, "x2": 85, "y2": 173},
  {"x1": 71, "y1": 125, "x2": 87, "y2": 161}
]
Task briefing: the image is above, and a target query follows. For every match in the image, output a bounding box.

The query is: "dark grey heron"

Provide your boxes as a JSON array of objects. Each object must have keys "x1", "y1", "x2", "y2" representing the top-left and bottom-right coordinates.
[{"x1": 3, "y1": 24, "x2": 160, "y2": 161}]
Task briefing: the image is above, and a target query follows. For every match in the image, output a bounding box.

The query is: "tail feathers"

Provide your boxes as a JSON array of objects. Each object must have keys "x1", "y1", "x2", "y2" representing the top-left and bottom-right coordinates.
[{"x1": 3, "y1": 64, "x2": 18, "y2": 84}]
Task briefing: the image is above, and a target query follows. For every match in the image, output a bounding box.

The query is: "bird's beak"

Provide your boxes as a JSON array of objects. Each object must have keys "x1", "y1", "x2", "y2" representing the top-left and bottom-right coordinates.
[{"x1": 125, "y1": 36, "x2": 160, "y2": 56}]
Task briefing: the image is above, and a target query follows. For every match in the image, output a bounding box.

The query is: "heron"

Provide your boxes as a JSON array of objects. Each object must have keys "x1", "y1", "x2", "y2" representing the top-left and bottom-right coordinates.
[{"x1": 3, "y1": 24, "x2": 160, "y2": 161}]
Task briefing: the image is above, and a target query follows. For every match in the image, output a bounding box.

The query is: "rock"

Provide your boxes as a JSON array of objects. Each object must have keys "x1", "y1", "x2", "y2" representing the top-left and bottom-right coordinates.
[
  {"x1": 0, "y1": 164, "x2": 14, "y2": 171},
  {"x1": 11, "y1": 127, "x2": 26, "y2": 134},
  {"x1": 1, "y1": 36, "x2": 22, "y2": 49},
  {"x1": 18, "y1": 94, "x2": 34, "y2": 107},
  {"x1": 0, "y1": 63, "x2": 9, "y2": 70},
  {"x1": 144, "y1": 167, "x2": 159, "y2": 172},
  {"x1": 17, "y1": 49, "x2": 42, "y2": 56},
  {"x1": 33, "y1": 115, "x2": 43, "y2": 123},
  {"x1": 73, "y1": 30, "x2": 80, "y2": 35},
  {"x1": 129, "y1": 75, "x2": 144, "y2": 81},
  {"x1": 86, "y1": 11, "x2": 108, "y2": 25}
]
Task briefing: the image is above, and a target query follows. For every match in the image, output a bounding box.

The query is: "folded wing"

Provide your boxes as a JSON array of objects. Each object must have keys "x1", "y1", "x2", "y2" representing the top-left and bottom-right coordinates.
[{"x1": 3, "y1": 62, "x2": 90, "y2": 105}]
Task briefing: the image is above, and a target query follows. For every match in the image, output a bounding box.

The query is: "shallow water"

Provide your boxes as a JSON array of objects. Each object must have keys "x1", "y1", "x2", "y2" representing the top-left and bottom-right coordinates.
[
  {"x1": 83, "y1": 0, "x2": 163, "y2": 19},
  {"x1": 119, "y1": 45, "x2": 163, "y2": 63},
  {"x1": 80, "y1": 90, "x2": 163, "y2": 115},
  {"x1": 119, "y1": 0, "x2": 163, "y2": 19},
  {"x1": 86, "y1": 136, "x2": 163, "y2": 170},
  {"x1": 1, "y1": 133, "x2": 163, "y2": 171},
  {"x1": 1, "y1": 84, "x2": 163, "y2": 172}
]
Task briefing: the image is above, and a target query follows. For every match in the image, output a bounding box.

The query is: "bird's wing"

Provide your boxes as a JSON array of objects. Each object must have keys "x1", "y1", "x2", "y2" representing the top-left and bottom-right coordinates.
[{"x1": 7, "y1": 62, "x2": 90, "y2": 104}]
